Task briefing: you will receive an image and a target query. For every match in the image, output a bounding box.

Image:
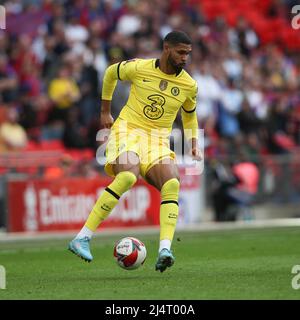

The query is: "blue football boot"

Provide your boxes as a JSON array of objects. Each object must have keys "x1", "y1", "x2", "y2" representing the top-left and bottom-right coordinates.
[
  {"x1": 68, "y1": 237, "x2": 93, "y2": 262},
  {"x1": 155, "y1": 248, "x2": 175, "y2": 272}
]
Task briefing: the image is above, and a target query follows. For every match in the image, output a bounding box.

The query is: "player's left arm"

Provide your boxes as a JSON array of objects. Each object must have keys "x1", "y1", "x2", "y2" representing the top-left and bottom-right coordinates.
[{"x1": 181, "y1": 81, "x2": 201, "y2": 161}]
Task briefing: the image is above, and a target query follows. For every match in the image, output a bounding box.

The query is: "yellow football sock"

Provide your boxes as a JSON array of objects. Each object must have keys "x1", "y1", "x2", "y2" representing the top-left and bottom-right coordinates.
[
  {"x1": 159, "y1": 178, "x2": 180, "y2": 242},
  {"x1": 85, "y1": 171, "x2": 137, "y2": 231}
]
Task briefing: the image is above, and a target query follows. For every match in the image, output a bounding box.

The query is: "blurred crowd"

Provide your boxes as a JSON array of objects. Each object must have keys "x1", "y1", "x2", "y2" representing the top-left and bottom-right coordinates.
[{"x1": 0, "y1": 0, "x2": 299, "y2": 164}]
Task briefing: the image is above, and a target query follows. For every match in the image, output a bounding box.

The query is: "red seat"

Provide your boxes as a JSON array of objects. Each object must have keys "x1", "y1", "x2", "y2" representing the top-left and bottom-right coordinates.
[
  {"x1": 40, "y1": 140, "x2": 65, "y2": 151},
  {"x1": 64, "y1": 149, "x2": 81, "y2": 160},
  {"x1": 82, "y1": 149, "x2": 94, "y2": 160},
  {"x1": 64, "y1": 148, "x2": 94, "y2": 161},
  {"x1": 0, "y1": 167, "x2": 8, "y2": 174},
  {"x1": 280, "y1": 28, "x2": 300, "y2": 50},
  {"x1": 253, "y1": 0, "x2": 272, "y2": 14},
  {"x1": 24, "y1": 140, "x2": 40, "y2": 152},
  {"x1": 225, "y1": 10, "x2": 240, "y2": 26}
]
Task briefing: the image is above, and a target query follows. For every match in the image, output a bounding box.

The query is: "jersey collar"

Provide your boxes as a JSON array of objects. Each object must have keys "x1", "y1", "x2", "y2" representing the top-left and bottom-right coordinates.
[{"x1": 155, "y1": 59, "x2": 182, "y2": 77}]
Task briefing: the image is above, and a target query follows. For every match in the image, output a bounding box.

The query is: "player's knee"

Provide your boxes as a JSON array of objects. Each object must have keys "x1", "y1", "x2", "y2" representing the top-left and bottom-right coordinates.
[
  {"x1": 115, "y1": 171, "x2": 137, "y2": 191},
  {"x1": 114, "y1": 152, "x2": 140, "y2": 178},
  {"x1": 161, "y1": 178, "x2": 180, "y2": 199},
  {"x1": 162, "y1": 178, "x2": 180, "y2": 191}
]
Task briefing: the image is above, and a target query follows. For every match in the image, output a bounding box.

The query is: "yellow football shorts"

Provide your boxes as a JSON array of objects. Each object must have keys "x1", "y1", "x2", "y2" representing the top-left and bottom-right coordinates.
[{"x1": 104, "y1": 119, "x2": 176, "y2": 178}]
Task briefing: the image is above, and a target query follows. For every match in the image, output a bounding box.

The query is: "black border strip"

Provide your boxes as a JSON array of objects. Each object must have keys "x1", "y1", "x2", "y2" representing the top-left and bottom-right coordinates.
[
  {"x1": 105, "y1": 187, "x2": 120, "y2": 200},
  {"x1": 182, "y1": 106, "x2": 196, "y2": 113},
  {"x1": 161, "y1": 200, "x2": 179, "y2": 206},
  {"x1": 117, "y1": 62, "x2": 122, "y2": 80}
]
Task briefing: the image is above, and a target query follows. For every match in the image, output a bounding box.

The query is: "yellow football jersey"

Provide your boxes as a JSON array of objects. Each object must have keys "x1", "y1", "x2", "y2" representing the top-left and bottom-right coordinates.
[{"x1": 102, "y1": 58, "x2": 198, "y2": 139}]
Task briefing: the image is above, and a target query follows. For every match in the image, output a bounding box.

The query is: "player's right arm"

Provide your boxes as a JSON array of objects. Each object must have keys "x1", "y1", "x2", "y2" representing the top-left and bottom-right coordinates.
[
  {"x1": 100, "y1": 100, "x2": 114, "y2": 129},
  {"x1": 100, "y1": 60, "x2": 139, "y2": 128},
  {"x1": 181, "y1": 81, "x2": 201, "y2": 161}
]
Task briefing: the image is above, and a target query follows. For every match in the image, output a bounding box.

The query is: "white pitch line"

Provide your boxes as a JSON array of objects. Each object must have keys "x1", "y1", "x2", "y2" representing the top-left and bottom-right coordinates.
[{"x1": 0, "y1": 219, "x2": 300, "y2": 243}]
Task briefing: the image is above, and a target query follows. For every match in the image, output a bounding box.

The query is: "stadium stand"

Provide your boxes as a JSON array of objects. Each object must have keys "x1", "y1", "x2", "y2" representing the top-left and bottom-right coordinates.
[{"x1": 0, "y1": 0, "x2": 299, "y2": 185}]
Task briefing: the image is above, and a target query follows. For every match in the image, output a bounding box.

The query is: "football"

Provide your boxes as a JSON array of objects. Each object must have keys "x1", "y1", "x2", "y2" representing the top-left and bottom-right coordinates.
[{"x1": 113, "y1": 237, "x2": 147, "y2": 270}]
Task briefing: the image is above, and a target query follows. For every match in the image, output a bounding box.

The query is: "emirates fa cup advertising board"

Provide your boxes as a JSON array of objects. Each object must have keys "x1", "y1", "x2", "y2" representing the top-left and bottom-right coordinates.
[{"x1": 7, "y1": 174, "x2": 202, "y2": 232}]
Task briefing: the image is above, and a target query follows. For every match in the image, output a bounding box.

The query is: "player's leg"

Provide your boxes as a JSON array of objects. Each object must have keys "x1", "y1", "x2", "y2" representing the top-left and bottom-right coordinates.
[
  {"x1": 69, "y1": 152, "x2": 140, "y2": 262},
  {"x1": 83, "y1": 152, "x2": 139, "y2": 234},
  {"x1": 145, "y1": 159, "x2": 180, "y2": 272}
]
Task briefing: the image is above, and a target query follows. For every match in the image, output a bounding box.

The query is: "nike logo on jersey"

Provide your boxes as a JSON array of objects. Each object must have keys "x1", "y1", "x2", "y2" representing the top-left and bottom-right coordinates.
[{"x1": 143, "y1": 79, "x2": 152, "y2": 82}]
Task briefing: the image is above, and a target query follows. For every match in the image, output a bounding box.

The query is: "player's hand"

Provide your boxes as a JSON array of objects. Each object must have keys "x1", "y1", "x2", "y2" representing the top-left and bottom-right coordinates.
[
  {"x1": 100, "y1": 111, "x2": 114, "y2": 129},
  {"x1": 191, "y1": 146, "x2": 202, "y2": 161}
]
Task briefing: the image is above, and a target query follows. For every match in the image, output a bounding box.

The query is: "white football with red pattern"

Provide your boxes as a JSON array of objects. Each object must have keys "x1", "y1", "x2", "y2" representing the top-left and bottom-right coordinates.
[{"x1": 113, "y1": 237, "x2": 147, "y2": 270}]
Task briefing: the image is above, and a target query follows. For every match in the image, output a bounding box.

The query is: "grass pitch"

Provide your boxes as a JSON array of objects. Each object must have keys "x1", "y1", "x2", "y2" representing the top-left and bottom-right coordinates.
[{"x1": 0, "y1": 226, "x2": 300, "y2": 300}]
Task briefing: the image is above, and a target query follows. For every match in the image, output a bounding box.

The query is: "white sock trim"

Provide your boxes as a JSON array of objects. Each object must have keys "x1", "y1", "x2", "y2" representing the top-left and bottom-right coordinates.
[
  {"x1": 75, "y1": 226, "x2": 94, "y2": 240},
  {"x1": 159, "y1": 239, "x2": 171, "y2": 252}
]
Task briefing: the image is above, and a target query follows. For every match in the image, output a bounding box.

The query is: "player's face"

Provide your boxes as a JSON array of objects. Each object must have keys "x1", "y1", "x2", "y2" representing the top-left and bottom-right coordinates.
[{"x1": 167, "y1": 43, "x2": 192, "y2": 73}]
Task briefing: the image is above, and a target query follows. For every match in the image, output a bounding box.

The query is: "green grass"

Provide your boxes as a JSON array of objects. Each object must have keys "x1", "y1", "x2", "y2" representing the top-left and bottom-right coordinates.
[{"x1": 0, "y1": 226, "x2": 300, "y2": 300}]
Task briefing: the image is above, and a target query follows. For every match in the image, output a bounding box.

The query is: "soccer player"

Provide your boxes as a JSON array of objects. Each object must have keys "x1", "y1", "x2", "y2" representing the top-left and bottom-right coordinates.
[{"x1": 68, "y1": 30, "x2": 201, "y2": 272}]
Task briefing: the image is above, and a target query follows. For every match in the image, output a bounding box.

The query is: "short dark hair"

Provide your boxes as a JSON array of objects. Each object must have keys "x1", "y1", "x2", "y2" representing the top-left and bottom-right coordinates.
[{"x1": 163, "y1": 30, "x2": 192, "y2": 46}]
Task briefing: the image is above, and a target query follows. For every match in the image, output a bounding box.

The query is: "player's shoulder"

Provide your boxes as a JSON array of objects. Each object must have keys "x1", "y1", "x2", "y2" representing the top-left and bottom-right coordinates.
[
  {"x1": 181, "y1": 69, "x2": 197, "y2": 86},
  {"x1": 136, "y1": 58, "x2": 155, "y2": 72},
  {"x1": 180, "y1": 70, "x2": 198, "y2": 92},
  {"x1": 121, "y1": 58, "x2": 154, "y2": 75},
  {"x1": 123, "y1": 58, "x2": 154, "y2": 69}
]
